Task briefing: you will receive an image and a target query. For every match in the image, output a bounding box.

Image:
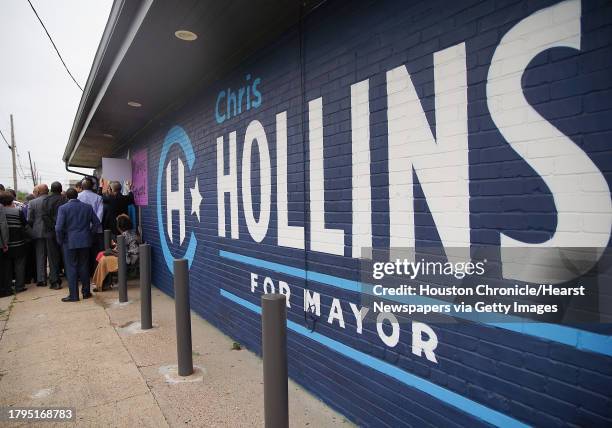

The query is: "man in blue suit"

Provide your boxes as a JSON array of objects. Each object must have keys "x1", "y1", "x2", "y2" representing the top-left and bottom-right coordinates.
[{"x1": 55, "y1": 188, "x2": 101, "y2": 302}]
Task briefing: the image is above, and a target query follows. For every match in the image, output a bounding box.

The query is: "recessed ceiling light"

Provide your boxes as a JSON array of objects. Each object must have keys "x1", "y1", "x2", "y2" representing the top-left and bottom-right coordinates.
[
  {"x1": 127, "y1": 101, "x2": 142, "y2": 107},
  {"x1": 175, "y1": 30, "x2": 198, "y2": 41},
  {"x1": 102, "y1": 133, "x2": 113, "y2": 138}
]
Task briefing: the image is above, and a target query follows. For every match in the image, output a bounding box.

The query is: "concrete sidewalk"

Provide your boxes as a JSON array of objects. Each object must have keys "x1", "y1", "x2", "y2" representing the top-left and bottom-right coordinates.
[{"x1": 0, "y1": 281, "x2": 350, "y2": 427}]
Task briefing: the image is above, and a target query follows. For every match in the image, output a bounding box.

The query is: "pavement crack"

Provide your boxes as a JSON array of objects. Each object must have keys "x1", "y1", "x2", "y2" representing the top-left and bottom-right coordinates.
[
  {"x1": 0, "y1": 295, "x2": 15, "y2": 343},
  {"x1": 82, "y1": 392, "x2": 153, "y2": 410}
]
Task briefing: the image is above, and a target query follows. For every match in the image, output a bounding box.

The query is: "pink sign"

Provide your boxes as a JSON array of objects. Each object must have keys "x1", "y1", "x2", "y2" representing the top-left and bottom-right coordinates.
[{"x1": 131, "y1": 149, "x2": 148, "y2": 206}]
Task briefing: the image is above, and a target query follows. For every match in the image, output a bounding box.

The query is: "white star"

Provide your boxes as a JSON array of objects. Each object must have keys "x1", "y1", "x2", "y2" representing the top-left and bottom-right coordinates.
[{"x1": 190, "y1": 177, "x2": 203, "y2": 222}]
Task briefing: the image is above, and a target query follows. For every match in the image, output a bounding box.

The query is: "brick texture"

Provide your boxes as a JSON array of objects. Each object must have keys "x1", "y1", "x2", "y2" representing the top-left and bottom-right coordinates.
[{"x1": 118, "y1": 0, "x2": 612, "y2": 426}]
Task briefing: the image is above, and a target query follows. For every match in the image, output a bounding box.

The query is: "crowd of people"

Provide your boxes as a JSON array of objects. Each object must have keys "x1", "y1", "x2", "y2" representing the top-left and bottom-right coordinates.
[{"x1": 0, "y1": 178, "x2": 140, "y2": 302}]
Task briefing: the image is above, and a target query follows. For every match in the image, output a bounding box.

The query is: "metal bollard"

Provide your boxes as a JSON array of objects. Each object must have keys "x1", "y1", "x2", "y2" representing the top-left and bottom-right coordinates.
[
  {"x1": 262, "y1": 294, "x2": 288, "y2": 428},
  {"x1": 117, "y1": 235, "x2": 128, "y2": 303},
  {"x1": 174, "y1": 259, "x2": 193, "y2": 376},
  {"x1": 104, "y1": 229, "x2": 112, "y2": 251},
  {"x1": 140, "y1": 244, "x2": 152, "y2": 329}
]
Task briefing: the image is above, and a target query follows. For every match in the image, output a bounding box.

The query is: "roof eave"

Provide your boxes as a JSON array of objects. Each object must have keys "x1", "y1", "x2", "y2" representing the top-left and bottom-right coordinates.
[{"x1": 63, "y1": 0, "x2": 152, "y2": 166}]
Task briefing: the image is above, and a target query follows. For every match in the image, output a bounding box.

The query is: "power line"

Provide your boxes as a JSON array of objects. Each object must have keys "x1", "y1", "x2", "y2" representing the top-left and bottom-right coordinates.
[
  {"x1": 25, "y1": 0, "x2": 83, "y2": 92},
  {"x1": 1, "y1": 124, "x2": 29, "y2": 181},
  {"x1": 15, "y1": 150, "x2": 28, "y2": 180},
  {"x1": 1, "y1": 123, "x2": 30, "y2": 180},
  {"x1": 0, "y1": 129, "x2": 10, "y2": 150}
]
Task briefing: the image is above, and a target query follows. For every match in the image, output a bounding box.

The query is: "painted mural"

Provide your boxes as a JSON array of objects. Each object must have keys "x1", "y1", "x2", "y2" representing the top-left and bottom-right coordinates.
[{"x1": 129, "y1": 0, "x2": 612, "y2": 426}]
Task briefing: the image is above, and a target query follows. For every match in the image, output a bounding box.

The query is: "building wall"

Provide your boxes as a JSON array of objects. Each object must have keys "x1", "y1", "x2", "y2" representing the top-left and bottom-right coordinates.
[{"x1": 125, "y1": 0, "x2": 612, "y2": 426}]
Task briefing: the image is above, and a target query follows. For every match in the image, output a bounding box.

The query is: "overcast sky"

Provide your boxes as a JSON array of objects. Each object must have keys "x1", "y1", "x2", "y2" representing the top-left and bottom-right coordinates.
[{"x1": 0, "y1": 0, "x2": 112, "y2": 192}]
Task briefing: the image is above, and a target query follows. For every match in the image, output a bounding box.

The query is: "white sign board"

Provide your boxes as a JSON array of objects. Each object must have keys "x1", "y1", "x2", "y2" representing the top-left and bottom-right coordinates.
[{"x1": 102, "y1": 157, "x2": 132, "y2": 184}]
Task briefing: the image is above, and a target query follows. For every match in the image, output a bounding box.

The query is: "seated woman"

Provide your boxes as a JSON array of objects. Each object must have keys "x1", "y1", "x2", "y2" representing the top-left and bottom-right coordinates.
[{"x1": 92, "y1": 214, "x2": 140, "y2": 292}]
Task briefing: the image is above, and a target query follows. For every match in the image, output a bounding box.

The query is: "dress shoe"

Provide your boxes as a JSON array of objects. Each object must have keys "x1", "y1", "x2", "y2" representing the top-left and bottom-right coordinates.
[
  {"x1": 36, "y1": 282, "x2": 47, "y2": 287},
  {"x1": 82, "y1": 293, "x2": 92, "y2": 299},
  {"x1": 61, "y1": 296, "x2": 79, "y2": 302}
]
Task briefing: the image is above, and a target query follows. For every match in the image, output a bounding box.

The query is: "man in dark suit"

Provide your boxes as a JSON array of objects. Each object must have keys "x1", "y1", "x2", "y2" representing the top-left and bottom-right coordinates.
[
  {"x1": 43, "y1": 182, "x2": 66, "y2": 289},
  {"x1": 55, "y1": 188, "x2": 101, "y2": 302},
  {"x1": 27, "y1": 184, "x2": 51, "y2": 287}
]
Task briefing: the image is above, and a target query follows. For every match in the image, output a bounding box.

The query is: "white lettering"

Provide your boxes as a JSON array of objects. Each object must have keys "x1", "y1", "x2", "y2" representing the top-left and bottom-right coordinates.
[
  {"x1": 263, "y1": 276, "x2": 275, "y2": 294},
  {"x1": 351, "y1": 79, "x2": 372, "y2": 258},
  {"x1": 309, "y1": 97, "x2": 345, "y2": 256},
  {"x1": 304, "y1": 289, "x2": 321, "y2": 316},
  {"x1": 386, "y1": 43, "x2": 470, "y2": 263},
  {"x1": 327, "y1": 298, "x2": 346, "y2": 328},
  {"x1": 349, "y1": 303, "x2": 369, "y2": 334},
  {"x1": 412, "y1": 321, "x2": 438, "y2": 363},
  {"x1": 276, "y1": 111, "x2": 305, "y2": 249},
  {"x1": 165, "y1": 158, "x2": 185, "y2": 244},
  {"x1": 217, "y1": 132, "x2": 239, "y2": 238},
  {"x1": 488, "y1": 0, "x2": 612, "y2": 283},
  {"x1": 376, "y1": 312, "x2": 400, "y2": 347},
  {"x1": 242, "y1": 120, "x2": 272, "y2": 243},
  {"x1": 279, "y1": 280, "x2": 291, "y2": 308}
]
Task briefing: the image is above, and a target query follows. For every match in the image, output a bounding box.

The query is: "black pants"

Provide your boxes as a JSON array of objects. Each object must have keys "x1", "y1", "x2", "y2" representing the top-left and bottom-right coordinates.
[
  {"x1": 0, "y1": 251, "x2": 9, "y2": 295},
  {"x1": 34, "y1": 238, "x2": 47, "y2": 283},
  {"x1": 46, "y1": 237, "x2": 62, "y2": 284},
  {"x1": 64, "y1": 246, "x2": 90, "y2": 299},
  {"x1": 24, "y1": 241, "x2": 36, "y2": 284},
  {"x1": 1, "y1": 247, "x2": 26, "y2": 293}
]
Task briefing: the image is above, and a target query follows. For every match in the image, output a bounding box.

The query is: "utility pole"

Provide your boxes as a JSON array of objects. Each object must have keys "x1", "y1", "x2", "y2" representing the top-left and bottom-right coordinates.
[
  {"x1": 28, "y1": 151, "x2": 36, "y2": 187},
  {"x1": 10, "y1": 114, "x2": 17, "y2": 191}
]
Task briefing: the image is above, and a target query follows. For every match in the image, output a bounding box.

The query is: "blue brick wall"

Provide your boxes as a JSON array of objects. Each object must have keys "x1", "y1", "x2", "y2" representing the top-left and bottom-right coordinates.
[{"x1": 120, "y1": 0, "x2": 612, "y2": 426}]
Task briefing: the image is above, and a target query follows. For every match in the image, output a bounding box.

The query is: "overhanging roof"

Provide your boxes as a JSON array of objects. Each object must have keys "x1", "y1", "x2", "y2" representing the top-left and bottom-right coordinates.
[{"x1": 65, "y1": 0, "x2": 320, "y2": 168}]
